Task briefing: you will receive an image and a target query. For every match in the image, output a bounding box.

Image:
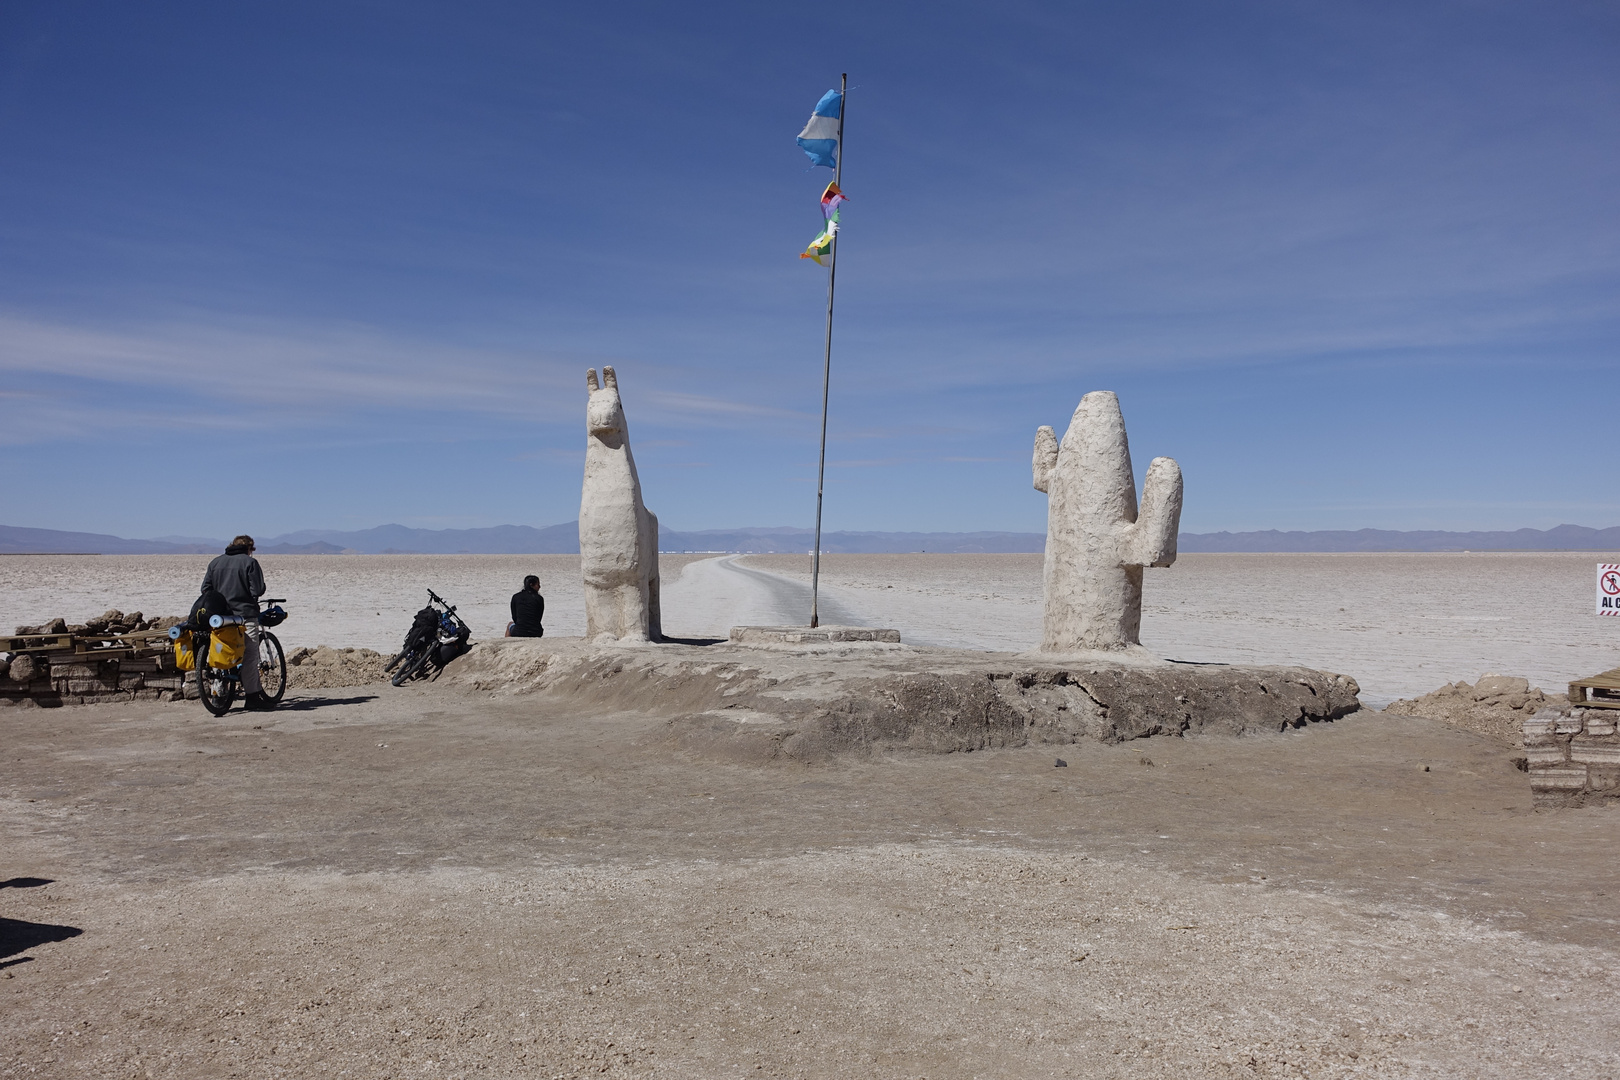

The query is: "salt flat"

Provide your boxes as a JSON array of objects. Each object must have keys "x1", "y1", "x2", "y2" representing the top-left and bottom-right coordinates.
[
  {"x1": 3, "y1": 550, "x2": 1616, "y2": 704},
  {"x1": 1, "y1": 553, "x2": 702, "y2": 654},
  {"x1": 745, "y1": 551, "x2": 1620, "y2": 706}
]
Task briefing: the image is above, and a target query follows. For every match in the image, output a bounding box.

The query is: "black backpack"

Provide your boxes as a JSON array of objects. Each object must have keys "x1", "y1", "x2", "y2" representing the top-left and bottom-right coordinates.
[
  {"x1": 403, "y1": 606, "x2": 440, "y2": 651},
  {"x1": 188, "y1": 585, "x2": 232, "y2": 628}
]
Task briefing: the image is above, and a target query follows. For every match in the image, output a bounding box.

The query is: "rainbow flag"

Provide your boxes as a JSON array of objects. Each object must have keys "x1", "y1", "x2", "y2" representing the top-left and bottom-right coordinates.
[{"x1": 800, "y1": 182, "x2": 847, "y2": 266}]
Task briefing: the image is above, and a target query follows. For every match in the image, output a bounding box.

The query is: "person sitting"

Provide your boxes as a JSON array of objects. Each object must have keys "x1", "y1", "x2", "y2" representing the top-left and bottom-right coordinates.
[{"x1": 506, "y1": 575, "x2": 545, "y2": 638}]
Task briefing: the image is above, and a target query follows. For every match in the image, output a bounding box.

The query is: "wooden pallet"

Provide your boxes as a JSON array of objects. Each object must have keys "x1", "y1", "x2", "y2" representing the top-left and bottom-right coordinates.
[
  {"x1": 1569, "y1": 666, "x2": 1620, "y2": 710},
  {"x1": 75, "y1": 629, "x2": 170, "y2": 654},
  {"x1": 0, "y1": 633, "x2": 74, "y2": 654},
  {"x1": 2, "y1": 630, "x2": 170, "y2": 658}
]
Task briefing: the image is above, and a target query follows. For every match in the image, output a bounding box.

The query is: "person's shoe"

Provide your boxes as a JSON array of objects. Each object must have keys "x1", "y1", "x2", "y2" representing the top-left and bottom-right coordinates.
[{"x1": 245, "y1": 691, "x2": 276, "y2": 711}]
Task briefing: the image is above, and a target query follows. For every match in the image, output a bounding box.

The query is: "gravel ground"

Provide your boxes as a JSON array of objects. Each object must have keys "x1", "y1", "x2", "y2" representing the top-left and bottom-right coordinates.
[
  {"x1": 4, "y1": 684, "x2": 1620, "y2": 1078},
  {"x1": 1383, "y1": 676, "x2": 1568, "y2": 748},
  {"x1": 285, "y1": 646, "x2": 391, "y2": 689}
]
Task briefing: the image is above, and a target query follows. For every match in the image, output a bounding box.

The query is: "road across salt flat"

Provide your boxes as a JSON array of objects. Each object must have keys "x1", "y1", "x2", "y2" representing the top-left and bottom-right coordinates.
[{"x1": 657, "y1": 554, "x2": 864, "y2": 638}]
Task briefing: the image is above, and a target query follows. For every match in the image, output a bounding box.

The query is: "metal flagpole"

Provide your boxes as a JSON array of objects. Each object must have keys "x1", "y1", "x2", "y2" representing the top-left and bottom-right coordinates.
[{"x1": 809, "y1": 72, "x2": 846, "y2": 629}]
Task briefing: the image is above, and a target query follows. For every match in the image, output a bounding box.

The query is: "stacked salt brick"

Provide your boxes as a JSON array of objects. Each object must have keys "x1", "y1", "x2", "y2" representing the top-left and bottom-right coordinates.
[
  {"x1": 2, "y1": 610, "x2": 187, "y2": 708},
  {"x1": 0, "y1": 648, "x2": 186, "y2": 708},
  {"x1": 1523, "y1": 708, "x2": 1620, "y2": 806}
]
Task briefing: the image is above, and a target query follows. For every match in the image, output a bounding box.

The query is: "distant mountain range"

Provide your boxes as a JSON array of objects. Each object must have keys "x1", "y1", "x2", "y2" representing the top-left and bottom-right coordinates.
[
  {"x1": 0, "y1": 522, "x2": 1038, "y2": 555},
  {"x1": 3, "y1": 522, "x2": 1618, "y2": 556}
]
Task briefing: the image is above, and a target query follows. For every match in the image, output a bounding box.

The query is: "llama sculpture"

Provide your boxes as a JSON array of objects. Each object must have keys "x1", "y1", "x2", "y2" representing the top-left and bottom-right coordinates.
[
  {"x1": 1032, "y1": 390, "x2": 1182, "y2": 653},
  {"x1": 580, "y1": 366, "x2": 661, "y2": 642}
]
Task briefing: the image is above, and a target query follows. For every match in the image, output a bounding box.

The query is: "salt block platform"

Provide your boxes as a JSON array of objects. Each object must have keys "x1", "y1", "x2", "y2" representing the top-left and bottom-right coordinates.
[
  {"x1": 449, "y1": 638, "x2": 1363, "y2": 762},
  {"x1": 729, "y1": 625, "x2": 901, "y2": 645}
]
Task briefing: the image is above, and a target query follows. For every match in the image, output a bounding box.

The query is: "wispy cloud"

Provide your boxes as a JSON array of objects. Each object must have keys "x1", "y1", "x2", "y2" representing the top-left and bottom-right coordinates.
[
  {"x1": 0, "y1": 313, "x2": 810, "y2": 444},
  {"x1": 0, "y1": 313, "x2": 581, "y2": 422},
  {"x1": 642, "y1": 390, "x2": 809, "y2": 422}
]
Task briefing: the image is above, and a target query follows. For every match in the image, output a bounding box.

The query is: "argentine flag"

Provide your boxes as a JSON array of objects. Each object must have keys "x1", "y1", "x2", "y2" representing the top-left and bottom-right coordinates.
[{"x1": 796, "y1": 89, "x2": 842, "y2": 169}]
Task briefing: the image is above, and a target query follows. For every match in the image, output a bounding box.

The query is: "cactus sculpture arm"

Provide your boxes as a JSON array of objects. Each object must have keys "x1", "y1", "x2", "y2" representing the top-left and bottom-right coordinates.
[
  {"x1": 1132, "y1": 456, "x2": 1183, "y2": 569},
  {"x1": 1033, "y1": 391, "x2": 1183, "y2": 652}
]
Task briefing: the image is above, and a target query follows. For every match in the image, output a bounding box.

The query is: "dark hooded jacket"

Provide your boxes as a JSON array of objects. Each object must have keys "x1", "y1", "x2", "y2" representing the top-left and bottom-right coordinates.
[
  {"x1": 510, "y1": 589, "x2": 545, "y2": 637},
  {"x1": 202, "y1": 544, "x2": 266, "y2": 620}
]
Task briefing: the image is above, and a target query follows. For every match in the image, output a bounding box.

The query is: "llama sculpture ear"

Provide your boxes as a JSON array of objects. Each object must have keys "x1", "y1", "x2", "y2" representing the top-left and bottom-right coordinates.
[
  {"x1": 1032, "y1": 426, "x2": 1059, "y2": 494},
  {"x1": 602, "y1": 366, "x2": 618, "y2": 389},
  {"x1": 587, "y1": 369, "x2": 600, "y2": 391}
]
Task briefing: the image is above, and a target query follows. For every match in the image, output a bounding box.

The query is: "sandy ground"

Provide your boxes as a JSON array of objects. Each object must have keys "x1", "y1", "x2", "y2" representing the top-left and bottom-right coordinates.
[
  {"x1": 4, "y1": 682, "x2": 1620, "y2": 1078},
  {"x1": 1383, "y1": 677, "x2": 1567, "y2": 748}
]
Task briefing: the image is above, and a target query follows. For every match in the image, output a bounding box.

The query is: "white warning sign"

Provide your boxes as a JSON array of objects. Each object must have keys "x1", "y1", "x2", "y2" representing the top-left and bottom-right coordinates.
[{"x1": 1600, "y1": 564, "x2": 1620, "y2": 616}]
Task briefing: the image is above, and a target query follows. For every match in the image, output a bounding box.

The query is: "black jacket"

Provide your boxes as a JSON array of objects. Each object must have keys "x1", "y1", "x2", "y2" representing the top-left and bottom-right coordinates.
[
  {"x1": 510, "y1": 589, "x2": 545, "y2": 637},
  {"x1": 202, "y1": 546, "x2": 265, "y2": 620}
]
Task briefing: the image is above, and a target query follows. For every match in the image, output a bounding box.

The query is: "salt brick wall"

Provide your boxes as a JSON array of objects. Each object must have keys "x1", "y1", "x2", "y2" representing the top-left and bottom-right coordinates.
[
  {"x1": 1524, "y1": 709, "x2": 1620, "y2": 806},
  {"x1": 0, "y1": 649, "x2": 184, "y2": 707}
]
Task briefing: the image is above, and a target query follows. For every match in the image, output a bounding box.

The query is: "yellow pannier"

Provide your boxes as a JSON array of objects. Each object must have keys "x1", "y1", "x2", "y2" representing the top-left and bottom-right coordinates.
[
  {"x1": 208, "y1": 624, "x2": 246, "y2": 669},
  {"x1": 173, "y1": 629, "x2": 197, "y2": 672}
]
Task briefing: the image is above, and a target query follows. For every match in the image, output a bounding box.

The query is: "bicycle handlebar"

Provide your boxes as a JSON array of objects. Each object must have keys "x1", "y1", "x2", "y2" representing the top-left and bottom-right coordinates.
[{"x1": 427, "y1": 588, "x2": 457, "y2": 614}]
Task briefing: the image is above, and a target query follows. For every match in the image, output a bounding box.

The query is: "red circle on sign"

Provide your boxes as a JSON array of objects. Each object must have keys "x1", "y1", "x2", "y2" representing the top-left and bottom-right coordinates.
[{"x1": 1604, "y1": 571, "x2": 1620, "y2": 596}]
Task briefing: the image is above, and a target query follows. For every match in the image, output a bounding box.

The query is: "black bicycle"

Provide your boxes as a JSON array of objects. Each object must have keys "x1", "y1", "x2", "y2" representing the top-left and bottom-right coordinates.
[
  {"x1": 386, "y1": 589, "x2": 472, "y2": 687},
  {"x1": 181, "y1": 598, "x2": 288, "y2": 717}
]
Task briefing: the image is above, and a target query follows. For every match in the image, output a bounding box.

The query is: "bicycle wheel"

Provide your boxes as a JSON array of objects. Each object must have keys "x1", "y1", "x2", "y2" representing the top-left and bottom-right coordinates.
[
  {"x1": 385, "y1": 634, "x2": 423, "y2": 676},
  {"x1": 199, "y1": 664, "x2": 236, "y2": 717},
  {"x1": 390, "y1": 647, "x2": 420, "y2": 687},
  {"x1": 256, "y1": 631, "x2": 287, "y2": 703},
  {"x1": 402, "y1": 646, "x2": 436, "y2": 684},
  {"x1": 392, "y1": 646, "x2": 434, "y2": 687}
]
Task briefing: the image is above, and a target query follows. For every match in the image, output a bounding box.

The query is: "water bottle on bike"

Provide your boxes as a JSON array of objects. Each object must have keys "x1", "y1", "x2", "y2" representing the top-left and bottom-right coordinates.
[{"x1": 171, "y1": 597, "x2": 289, "y2": 717}]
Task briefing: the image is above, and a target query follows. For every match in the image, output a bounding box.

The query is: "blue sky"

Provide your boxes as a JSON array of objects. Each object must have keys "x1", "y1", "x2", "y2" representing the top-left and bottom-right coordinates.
[{"x1": 2, "y1": 0, "x2": 1615, "y2": 538}]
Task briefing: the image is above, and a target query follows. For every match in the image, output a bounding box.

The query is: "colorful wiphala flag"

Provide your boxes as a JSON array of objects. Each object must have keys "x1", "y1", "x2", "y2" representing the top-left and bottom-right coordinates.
[
  {"x1": 818, "y1": 181, "x2": 848, "y2": 217},
  {"x1": 800, "y1": 182, "x2": 847, "y2": 265},
  {"x1": 796, "y1": 89, "x2": 843, "y2": 169}
]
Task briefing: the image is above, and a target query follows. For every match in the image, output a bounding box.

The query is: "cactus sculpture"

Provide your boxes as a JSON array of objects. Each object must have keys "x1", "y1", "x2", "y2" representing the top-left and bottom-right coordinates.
[
  {"x1": 580, "y1": 366, "x2": 662, "y2": 643},
  {"x1": 1032, "y1": 391, "x2": 1183, "y2": 653}
]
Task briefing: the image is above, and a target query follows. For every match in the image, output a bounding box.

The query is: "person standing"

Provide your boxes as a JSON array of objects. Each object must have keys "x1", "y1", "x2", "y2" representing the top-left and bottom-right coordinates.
[
  {"x1": 201, "y1": 534, "x2": 273, "y2": 710},
  {"x1": 507, "y1": 575, "x2": 545, "y2": 638}
]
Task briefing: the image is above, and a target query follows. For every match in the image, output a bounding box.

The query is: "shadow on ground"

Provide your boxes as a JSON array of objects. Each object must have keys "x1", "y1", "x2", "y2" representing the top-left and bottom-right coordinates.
[
  {"x1": 1, "y1": 917, "x2": 83, "y2": 961},
  {"x1": 274, "y1": 694, "x2": 380, "y2": 712},
  {"x1": 1, "y1": 877, "x2": 53, "y2": 889}
]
